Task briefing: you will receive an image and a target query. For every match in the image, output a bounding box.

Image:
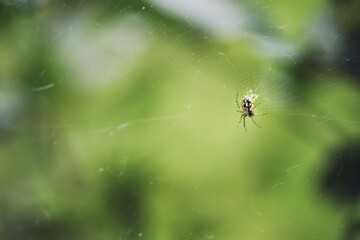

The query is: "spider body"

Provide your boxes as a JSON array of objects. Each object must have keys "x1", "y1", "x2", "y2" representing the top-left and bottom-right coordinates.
[
  {"x1": 242, "y1": 97, "x2": 254, "y2": 117},
  {"x1": 236, "y1": 92, "x2": 266, "y2": 131}
]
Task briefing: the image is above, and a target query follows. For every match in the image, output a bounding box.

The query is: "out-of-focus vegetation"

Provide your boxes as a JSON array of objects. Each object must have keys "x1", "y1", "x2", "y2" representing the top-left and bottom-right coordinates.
[{"x1": 1, "y1": 0, "x2": 360, "y2": 239}]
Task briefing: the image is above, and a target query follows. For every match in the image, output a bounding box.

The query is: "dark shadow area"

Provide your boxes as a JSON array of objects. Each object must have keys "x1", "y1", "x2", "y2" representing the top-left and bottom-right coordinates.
[
  {"x1": 287, "y1": 0, "x2": 360, "y2": 88},
  {"x1": 320, "y1": 138, "x2": 360, "y2": 240},
  {"x1": 0, "y1": 199, "x2": 80, "y2": 240},
  {"x1": 101, "y1": 159, "x2": 151, "y2": 239}
]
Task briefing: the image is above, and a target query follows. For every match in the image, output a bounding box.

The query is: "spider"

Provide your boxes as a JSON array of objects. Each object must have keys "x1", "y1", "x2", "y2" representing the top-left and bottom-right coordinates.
[{"x1": 236, "y1": 91, "x2": 267, "y2": 131}]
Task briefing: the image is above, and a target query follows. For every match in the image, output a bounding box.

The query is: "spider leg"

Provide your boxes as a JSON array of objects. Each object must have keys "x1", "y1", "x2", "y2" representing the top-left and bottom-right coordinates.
[
  {"x1": 237, "y1": 114, "x2": 244, "y2": 128},
  {"x1": 250, "y1": 117, "x2": 261, "y2": 128},
  {"x1": 243, "y1": 115, "x2": 247, "y2": 131},
  {"x1": 236, "y1": 92, "x2": 241, "y2": 110}
]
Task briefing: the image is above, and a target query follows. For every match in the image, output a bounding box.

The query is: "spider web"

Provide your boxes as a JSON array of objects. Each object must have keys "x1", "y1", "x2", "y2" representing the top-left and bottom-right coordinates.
[{"x1": 1, "y1": 0, "x2": 360, "y2": 239}]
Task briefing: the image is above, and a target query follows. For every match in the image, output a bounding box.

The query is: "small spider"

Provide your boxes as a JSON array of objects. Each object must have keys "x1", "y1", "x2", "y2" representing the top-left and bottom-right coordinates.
[{"x1": 236, "y1": 91, "x2": 267, "y2": 131}]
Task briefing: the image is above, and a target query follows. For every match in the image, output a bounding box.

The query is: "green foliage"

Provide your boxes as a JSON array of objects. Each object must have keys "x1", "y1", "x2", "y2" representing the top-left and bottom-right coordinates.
[{"x1": 0, "y1": 1, "x2": 359, "y2": 240}]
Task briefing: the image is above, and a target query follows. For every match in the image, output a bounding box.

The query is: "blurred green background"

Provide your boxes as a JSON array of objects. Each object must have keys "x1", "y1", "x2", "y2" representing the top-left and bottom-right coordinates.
[{"x1": 1, "y1": 0, "x2": 360, "y2": 239}]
